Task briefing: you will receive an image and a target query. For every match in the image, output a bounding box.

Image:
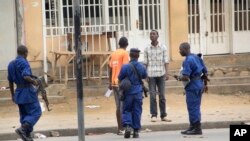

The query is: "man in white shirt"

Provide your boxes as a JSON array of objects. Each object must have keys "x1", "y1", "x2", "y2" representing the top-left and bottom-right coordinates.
[{"x1": 144, "y1": 30, "x2": 171, "y2": 122}]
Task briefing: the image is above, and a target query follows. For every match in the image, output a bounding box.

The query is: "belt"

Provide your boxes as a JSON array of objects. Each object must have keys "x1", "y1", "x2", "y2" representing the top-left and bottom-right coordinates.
[
  {"x1": 16, "y1": 84, "x2": 32, "y2": 88},
  {"x1": 190, "y1": 76, "x2": 201, "y2": 80}
]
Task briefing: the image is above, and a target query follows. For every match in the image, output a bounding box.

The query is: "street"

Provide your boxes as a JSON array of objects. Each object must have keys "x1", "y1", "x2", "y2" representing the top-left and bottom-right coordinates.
[{"x1": 8, "y1": 128, "x2": 229, "y2": 141}]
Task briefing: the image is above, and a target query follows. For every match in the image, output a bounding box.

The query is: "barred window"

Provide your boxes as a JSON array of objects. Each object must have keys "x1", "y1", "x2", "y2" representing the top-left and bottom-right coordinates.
[{"x1": 234, "y1": 0, "x2": 250, "y2": 31}]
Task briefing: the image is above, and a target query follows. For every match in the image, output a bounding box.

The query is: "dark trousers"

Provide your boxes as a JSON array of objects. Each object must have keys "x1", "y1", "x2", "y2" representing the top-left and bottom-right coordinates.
[
  {"x1": 148, "y1": 76, "x2": 167, "y2": 118},
  {"x1": 113, "y1": 87, "x2": 123, "y2": 130}
]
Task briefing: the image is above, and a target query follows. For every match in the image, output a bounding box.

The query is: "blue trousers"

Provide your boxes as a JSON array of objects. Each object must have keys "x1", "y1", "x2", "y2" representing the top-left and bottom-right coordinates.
[
  {"x1": 185, "y1": 89, "x2": 203, "y2": 124},
  {"x1": 18, "y1": 101, "x2": 42, "y2": 133},
  {"x1": 122, "y1": 94, "x2": 143, "y2": 130}
]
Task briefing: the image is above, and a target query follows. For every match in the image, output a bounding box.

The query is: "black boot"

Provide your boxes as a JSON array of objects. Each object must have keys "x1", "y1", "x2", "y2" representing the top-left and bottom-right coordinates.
[
  {"x1": 15, "y1": 123, "x2": 33, "y2": 141},
  {"x1": 16, "y1": 123, "x2": 29, "y2": 141},
  {"x1": 15, "y1": 127, "x2": 29, "y2": 141},
  {"x1": 180, "y1": 124, "x2": 194, "y2": 134},
  {"x1": 124, "y1": 125, "x2": 132, "y2": 138},
  {"x1": 182, "y1": 122, "x2": 202, "y2": 135},
  {"x1": 26, "y1": 132, "x2": 34, "y2": 141},
  {"x1": 133, "y1": 130, "x2": 139, "y2": 138}
]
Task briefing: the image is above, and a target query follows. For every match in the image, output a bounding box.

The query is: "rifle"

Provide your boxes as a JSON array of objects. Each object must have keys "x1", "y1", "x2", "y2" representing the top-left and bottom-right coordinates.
[
  {"x1": 32, "y1": 75, "x2": 52, "y2": 111},
  {"x1": 201, "y1": 74, "x2": 210, "y2": 93}
]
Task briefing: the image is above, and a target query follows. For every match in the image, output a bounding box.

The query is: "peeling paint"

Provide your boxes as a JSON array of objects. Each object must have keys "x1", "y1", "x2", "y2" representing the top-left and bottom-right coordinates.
[{"x1": 32, "y1": 2, "x2": 39, "y2": 7}]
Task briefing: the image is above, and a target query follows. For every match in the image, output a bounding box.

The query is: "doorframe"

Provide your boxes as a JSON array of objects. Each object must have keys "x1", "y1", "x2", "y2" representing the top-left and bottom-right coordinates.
[
  {"x1": 165, "y1": 0, "x2": 170, "y2": 58},
  {"x1": 229, "y1": 0, "x2": 234, "y2": 54}
]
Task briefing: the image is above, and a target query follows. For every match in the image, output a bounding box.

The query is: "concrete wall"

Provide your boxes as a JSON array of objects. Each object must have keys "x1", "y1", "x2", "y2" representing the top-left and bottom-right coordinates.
[
  {"x1": 168, "y1": 0, "x2": 188, "y2": 61},
  {"x1": 0, "y1": 0, "x2": 17, "y2": 70}
]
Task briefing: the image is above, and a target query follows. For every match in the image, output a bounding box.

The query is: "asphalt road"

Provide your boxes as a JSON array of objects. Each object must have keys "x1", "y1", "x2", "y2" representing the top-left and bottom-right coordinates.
[{"x1": 7, "y1": 128, "x2": 230, "y2": 141}]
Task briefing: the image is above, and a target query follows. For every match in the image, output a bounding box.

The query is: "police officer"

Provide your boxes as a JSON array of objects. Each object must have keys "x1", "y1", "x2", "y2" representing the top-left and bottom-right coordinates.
[
  {"x1": 118, "y1": 48, "x2": 147, "y2": 138},
  {"x1": 8, "y1": 45, "x2": 42, "y2": 141},
  {"x1": 174, "y1": 42, "x2": 208, "y2": 135}
]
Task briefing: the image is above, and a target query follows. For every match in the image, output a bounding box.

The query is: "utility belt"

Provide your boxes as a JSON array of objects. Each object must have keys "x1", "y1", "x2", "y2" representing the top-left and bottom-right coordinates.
[
  {"x1": 190, "y1": 76, "x2": 201, "y2": 80},
  {"x1": 16, "y1": 84, "x2": 33, "y2": 89},
  {"x1": 182, "y1": 76, "x2": 201, "y2": 88}
]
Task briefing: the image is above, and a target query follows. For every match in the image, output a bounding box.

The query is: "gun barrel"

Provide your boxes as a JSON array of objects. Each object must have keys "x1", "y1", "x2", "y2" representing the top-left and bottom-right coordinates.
[{"x1": 35, "y1": 76, "x2": 51, "y2": 111}]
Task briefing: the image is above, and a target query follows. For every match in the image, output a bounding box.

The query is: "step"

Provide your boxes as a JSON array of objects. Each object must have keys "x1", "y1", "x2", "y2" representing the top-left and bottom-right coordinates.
[
  {"x1": 169, "y1": 53, "x2": 250, "y2": 70},
  {"x1": 0, "y1": 95, "x2": 66, "y2": 106},
  {"x1": 166, "y1": 76, "x2": 250, "y2": 86},
  {"x1": 2, "y1": 83, "x2": 248, "y2": 105},
  {"x1": 0, "y1": 84, "x2": 66, "y2": 98},
  {"x1": 167, "y1": 83, "x2": 250, "y2": 94},
  {"x1": 203, "y1": 53, "x2": 250, "y2": 66},
  {"x1": 0, "y1": 84, "x2": 67, "y2": 105}
]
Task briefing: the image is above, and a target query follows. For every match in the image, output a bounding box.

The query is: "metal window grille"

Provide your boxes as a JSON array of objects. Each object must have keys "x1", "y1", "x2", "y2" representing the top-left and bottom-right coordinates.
[
  {"x1": 138, "y1": 0, "x2": 162, "y2": 31},
  {"x1": 108, "y1": 0, "x2": 131, "y2": 31},
  {"x1": 234, "y1": 0, "x2": 250, "y2": 31},
  {"x1": 210, "y1": 0, "x2": 225, "y2": 43},
  {"x1": 45, "y1": 0, "x2": 60, "y2": 35},
  {"x1": 210, "y1": 0, "x2": 225, "y2": 33},
  {"x1": 44, "y1": 0, "x2": 126, "y2": 82},
  {"x1": 188, "y1": 0, "x2": 200, "y2": 45}
]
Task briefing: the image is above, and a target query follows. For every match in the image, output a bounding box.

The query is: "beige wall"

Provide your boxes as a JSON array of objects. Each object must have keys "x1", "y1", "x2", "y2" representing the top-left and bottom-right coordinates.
[
  {"x1": 169, "y1": 0, "x2": 188, "y2": 60},
  {"x1": 23, "y1": 0, "x2": 43, "y2": 63}
]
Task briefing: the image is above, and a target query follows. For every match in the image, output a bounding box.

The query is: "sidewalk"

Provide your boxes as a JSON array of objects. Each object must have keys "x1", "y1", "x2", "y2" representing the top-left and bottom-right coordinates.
[{"x1": 0, "y1": 92, "x2": 250, "y2": 140}]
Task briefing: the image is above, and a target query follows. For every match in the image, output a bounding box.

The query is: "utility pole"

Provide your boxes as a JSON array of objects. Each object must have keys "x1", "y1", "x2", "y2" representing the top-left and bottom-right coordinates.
[{"x1": 73, "y1": 0, "x2": 85, "y2": 141}]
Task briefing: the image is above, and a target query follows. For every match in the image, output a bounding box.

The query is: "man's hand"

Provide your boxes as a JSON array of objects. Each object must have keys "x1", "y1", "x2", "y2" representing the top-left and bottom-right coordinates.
[
  {"x1": 173, "y1": 75, "x2": 179, "y2": 80},
  {"x1": 32, "y1": 79, "x2": 38, "y2": 86},
  {"x1": 108, "y1": 84, "x2": 113, "y2": 90},
  {"x1": 165, "y1": 74, "x2": 169, "y2": 80}
]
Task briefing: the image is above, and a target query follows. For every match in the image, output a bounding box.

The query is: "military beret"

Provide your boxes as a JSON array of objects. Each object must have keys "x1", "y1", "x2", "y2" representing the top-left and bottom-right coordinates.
[{"x1": 130, "y1": 48, "x2": 140, "y2": 53}]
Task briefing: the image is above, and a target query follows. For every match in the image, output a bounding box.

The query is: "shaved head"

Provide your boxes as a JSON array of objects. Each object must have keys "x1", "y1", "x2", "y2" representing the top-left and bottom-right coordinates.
[
  {"x1": 180, "y1": 42, "x2": 190, "y2": 50},
  {"x1": 179, "y1": 42, "x2": 190, "y2": 56},
  {"x1": 17, "y1": 45, "x2": 28, "y2": 59}
]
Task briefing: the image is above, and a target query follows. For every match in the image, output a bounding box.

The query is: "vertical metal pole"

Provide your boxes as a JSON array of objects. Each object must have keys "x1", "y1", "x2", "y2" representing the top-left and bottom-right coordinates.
[
  {"x1": 42, "y1": 0, "x2": 48, "y2": 83},
  {"x1": 199, "y1": 0, "x2": 205, "y2": 56},
  {"x1": 73, "y1": 0, "x2": 85, "y2": 141}
]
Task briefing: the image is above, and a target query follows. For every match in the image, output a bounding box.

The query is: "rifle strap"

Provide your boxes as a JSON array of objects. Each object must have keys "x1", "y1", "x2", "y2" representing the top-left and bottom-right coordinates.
[{"x1": 129, "y1": 63, "x2": 144, "y2": 85}]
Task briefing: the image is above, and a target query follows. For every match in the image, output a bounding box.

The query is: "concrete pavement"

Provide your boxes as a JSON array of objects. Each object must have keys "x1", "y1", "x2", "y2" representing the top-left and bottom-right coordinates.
[
  {"x1": 0, "y1": 92, "x2": 250, "y2": 140},
  {"x1": 6, "y1": 128, "x2": 231, "y2": 141}
]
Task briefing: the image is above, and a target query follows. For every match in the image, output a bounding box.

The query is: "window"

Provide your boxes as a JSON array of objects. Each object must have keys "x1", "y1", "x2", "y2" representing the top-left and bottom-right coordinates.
[
  {"x1": 45, "y1": 0, "x2": 104, "y2": 35},
  {"x1": 45, "y1": 0, "x2": 59, "y2": 27},
  {"x1": 210, "y1": 0, "x2": 225, "y2": 32},
  {"x1": 108, "y1": 0, "x2": 131, "y2": 31},
  {"x1": 138, "y1": 0, "x2": 162, "y2": 30},
  {"x1": 62, "y1": 0, "x2": 103, "y2": 27},
  {"x1": 234, "y1": 0, "x2": 250, "y2": 31},
  {"x1": 188, "y1": 0, "x2": 200, "y2": 34}
]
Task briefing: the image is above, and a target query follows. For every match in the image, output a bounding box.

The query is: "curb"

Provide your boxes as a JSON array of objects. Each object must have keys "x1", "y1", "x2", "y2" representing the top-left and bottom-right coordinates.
[{"x1": 0, "y1": 120, "x2": 248, "y2": 141}]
